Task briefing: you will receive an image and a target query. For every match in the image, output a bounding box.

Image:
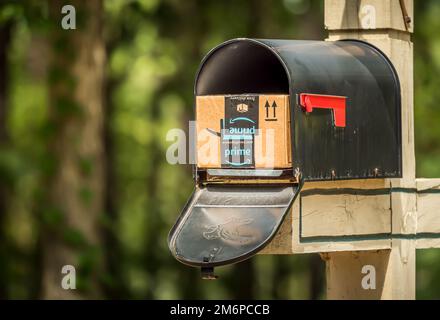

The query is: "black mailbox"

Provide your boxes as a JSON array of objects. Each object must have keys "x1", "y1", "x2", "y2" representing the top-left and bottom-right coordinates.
[{"x1": 168, "y1": 38, "x2": 401, "y2": 274}]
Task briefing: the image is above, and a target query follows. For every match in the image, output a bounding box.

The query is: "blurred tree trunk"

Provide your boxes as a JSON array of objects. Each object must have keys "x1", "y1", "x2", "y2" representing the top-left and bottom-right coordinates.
[
  {"x1": 102, "y1": 63, "x2": 127, "y2": 298},
  {"x1": 271, "y1": 256, "x2": 291, "y2": 299},
  {"x1": 232, "y1": 259, "x2": 256, "y2": 299},
  {"x1": 0, "y1": 22, "x2": 11, "y2": 142},
  {"x1": 102, "y1": 73, "x2": 119, "y2": 298},
  {"x1": 40, "y1": 0, "x2": 106, "y2": 299},
  {"x1": 146, "y1": 0, "x2": 207, "y2": 299},
  {"x1": 0, "y1": 18, "x2": 13, "y2": 300},
  {"x1": 297, "y1": 0, "x2": 325, "y2": 40},
  {"x1": 309, "y1": 254, "x2": 324, "y2": 299}
]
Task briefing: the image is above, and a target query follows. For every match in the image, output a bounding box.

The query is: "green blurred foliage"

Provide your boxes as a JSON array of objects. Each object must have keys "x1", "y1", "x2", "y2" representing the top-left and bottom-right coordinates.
[
  {"x1": 414, "y1": 0, "x2": 440, "y2": 300},
  {"x1": 0, "y1": 0, "x2": 439, "y2": 299}
]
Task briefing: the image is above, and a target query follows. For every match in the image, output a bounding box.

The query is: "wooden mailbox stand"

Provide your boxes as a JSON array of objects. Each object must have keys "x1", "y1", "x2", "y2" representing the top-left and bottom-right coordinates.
[{"x1": 262, "y1": 0, "x2": 440, "y2": 300}]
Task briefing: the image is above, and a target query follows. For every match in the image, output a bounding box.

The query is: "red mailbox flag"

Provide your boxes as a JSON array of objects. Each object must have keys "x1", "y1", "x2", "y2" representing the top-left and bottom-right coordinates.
[{"x1": 299, "y1": 93, "x2": 347, "y2": 128}]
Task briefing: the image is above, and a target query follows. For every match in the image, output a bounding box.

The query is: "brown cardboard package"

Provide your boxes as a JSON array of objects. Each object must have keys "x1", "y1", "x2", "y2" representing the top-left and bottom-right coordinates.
[{"x1": 196, "y1": 94, "x2": 291, "y2": 169}]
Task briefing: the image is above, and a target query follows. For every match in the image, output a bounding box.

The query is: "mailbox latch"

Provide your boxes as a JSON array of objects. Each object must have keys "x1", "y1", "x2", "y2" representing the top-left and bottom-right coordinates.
[{"x1": 299, "y1": 93, "x2": 347, "y2": 128}]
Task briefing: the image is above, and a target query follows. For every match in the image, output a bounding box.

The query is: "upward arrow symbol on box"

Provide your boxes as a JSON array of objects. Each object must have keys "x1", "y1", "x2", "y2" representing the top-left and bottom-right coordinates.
[
  {"x1": 265, "y1": 101, "x2": 270, "y2": 118},
  {"x1": 272, "y1": 101, "x2": 277, "y2": 118},
  {"x1": 265, "y1": 101, "x2": 277, "y2": 119}
]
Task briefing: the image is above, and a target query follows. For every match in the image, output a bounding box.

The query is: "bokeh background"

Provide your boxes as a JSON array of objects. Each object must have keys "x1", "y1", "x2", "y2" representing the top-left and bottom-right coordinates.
[{"x1": 0, "y1": 0, "x2": 438, "y2": 299}]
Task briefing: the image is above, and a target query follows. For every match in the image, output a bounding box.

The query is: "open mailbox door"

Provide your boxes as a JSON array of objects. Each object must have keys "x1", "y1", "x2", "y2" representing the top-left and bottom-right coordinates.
[{"x1": 168, "y1": 184, "x2": 301, "y2": 268}]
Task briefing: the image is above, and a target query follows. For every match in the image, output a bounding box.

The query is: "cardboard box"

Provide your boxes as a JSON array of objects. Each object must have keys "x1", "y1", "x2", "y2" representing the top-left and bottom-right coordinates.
[{"x1": 196, "y1": 94, "x2": 291, "y2": 169}]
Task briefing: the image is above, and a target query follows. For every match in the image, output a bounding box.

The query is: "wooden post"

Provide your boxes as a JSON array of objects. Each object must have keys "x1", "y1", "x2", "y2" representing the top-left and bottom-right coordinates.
[{"x1": 324, "y1": 0, "x2": 415, "y2": 300}]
